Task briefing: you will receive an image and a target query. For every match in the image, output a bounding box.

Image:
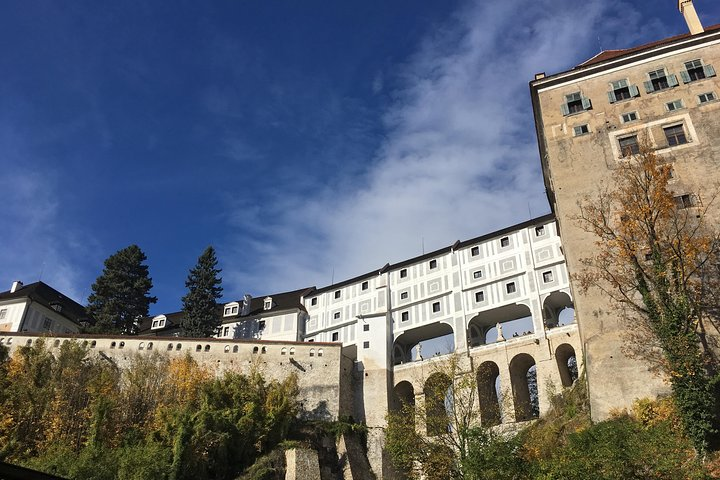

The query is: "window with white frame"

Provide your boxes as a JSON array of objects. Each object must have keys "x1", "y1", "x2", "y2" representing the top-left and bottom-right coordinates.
[
  {"x1": 400, "y1": 269, "x2": 408, "y2": 278},
  {"x1": 473, "y1": 270, "x2": 483, "y2": 279},
  {"x1": 506, "y1": 282, "x2": 517, "y2": 294},
  {"x1": 432, "y1": 302, "x2": 441, "y2": 313},
  {"x1": 621, "y1": 111, "x2": 638, "y2": 123},
  {"x1": 618, "y1": 135, "x2": 639, "y2": 157},
  {"x1": 535, "y1": 225, "x2": 545, "y2": 236},
  {"x1": 475, "y1": 291, "x2": 485, "y2": 302},
  {"x1": 401, "y1": 311, "x2": 409, "y2": 322},
  {"x1": 674, "y1": 194, "x2": 696, "y2": 209},
  {"x1": 400, "y1": 291, "x2": 409, "y2": 300},
  {"x1": 573, "y1": 124, "x2": 589, "y2": 136},
  {"x1": 429, "y1": 259, "x2": 437, "y2": 269},
  {"x1": 542, "y1": 271, "x2": 554, "y2": 283},
  {"x1": 311, "y1": 297, "x2": 318, "y2": 306},
  {"x1": 334, "y1": 290, "x2": 341, "y2": 299},
  {"x1": 43, "y1": 317, "x2": 52, "y2": 330},
  {"x1": 223, "y1": 326, "x2": 229, "y2": 337},
  {"x1": 665, "y1": 99, "x2": 684, "y2": 112},
  {"x1": 644, "y1": 68, "x2": 678, "y2": 93},
  {"x1": 500, "y1": 237, "x2": 510, "y2": 247},
  {"x1": 471, "y1": 246, "x2": 480, "y2": 256},
  {"x1": 561, "y1": 91, "x2": 591, "y2": 115},
  {"x1": 0, "y1": 309, "x2": 6, "y2": 320},
  {"x1": 332, "y1": 332, "x2": 339, "y2": 342},
  {"x1": 224, "y1": 303, "x2": 239, "y2": 316},
  {"x1": 698, "y1": 92, "x2": 716, "y2": 104},
  {"x1": 361, "y1": 281, "x2": 369, "y2": 291},
  {"x1": 607, "y1": 78, "x2": 639, "y2": 102},
  {"x1": 681, "y1": 59, "x2": 716, "y2": 83},
  {"x1": 664, "y1": 124, "x2": 688, "y2": 146},
  {"x1": 333, "y1": 311, "x2": 341, "y2": 320},
  {"x1": 263, "y1": 297, "x2": 272, "y2": 310}
]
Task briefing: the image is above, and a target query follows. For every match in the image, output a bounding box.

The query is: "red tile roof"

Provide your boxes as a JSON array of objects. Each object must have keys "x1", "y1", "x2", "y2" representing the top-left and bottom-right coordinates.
[{"x1": 577, "y1": 23, "x2": 720, "y2": 68}]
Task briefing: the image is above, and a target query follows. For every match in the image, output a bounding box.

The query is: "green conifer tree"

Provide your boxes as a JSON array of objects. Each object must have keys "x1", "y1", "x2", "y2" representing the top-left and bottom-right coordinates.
[
  {"x1": 86, "y1": 245, "x2": 157, "y2": 334},
  {"x1": 181, "y1": 246, "x2": 223, "y2": 337}
]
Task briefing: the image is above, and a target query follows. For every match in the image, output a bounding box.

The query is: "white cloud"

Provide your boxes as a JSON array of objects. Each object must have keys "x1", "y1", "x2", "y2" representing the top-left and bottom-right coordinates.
[{"x1": 222, "y1": 0, "x2": 668, "y2": 297}]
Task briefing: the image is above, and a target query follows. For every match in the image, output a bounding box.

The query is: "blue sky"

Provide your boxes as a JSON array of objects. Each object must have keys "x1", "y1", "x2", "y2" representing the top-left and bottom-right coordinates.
[{"x1": 2, "y1": 0, "x2": 719, "y2": 314}]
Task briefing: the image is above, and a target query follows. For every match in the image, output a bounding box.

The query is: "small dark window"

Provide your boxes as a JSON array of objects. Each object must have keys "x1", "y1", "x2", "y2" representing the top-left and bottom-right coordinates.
[
  {"x1": 400, "y1": 269, "x2": 408, "y2": 278},
  {"x1": 361, "y1": 281, "x2": 369, "y2": 290},
  {"x1": 311, "y1": 297, "x2": 318, "y2": 306},
  {"x1": 332, "y1": 332, "x2": 339, "y2": 342},
  {"x1": 253, "y1": 346, "x2": 259, "y2": 354},
  {"x1": 500, "y1": 237, "x2": 510, "y2": 247},
  {"x1": 175, "y1": 343, "x2": 182, "y2": 351},
  {"x1": 281, "y1": 347, "x2": 287, "y2": 355},
  {"x1": 470, "y1": 246, "x2": 479, "y2": 256},
  {"x1": 196, "y1": 344, "x2": 202, "y2": 352},
  {"x1": 475, "y1": 291, "x2": 485, "y2": 302},
  {"x1": 698, "y1": 92, "x2": 716, "y2": 104},
  {"x1": 334, "y1": 290, "x2": 341, "y2": 299},
  {"x1": 647, "y1": 68, "x2": 671, "y2": 91},
  {"x1": 363, "y1": 324, "x2": 370, "y2": 332},
  {"x1": 664, "y1": 125, "x2": 687, "y2": 146},
  {"x1": 666, "y1": 99, "x2": 683, "y2": 111},
  {"x1": 562, "y1": 92, "x2": 589, "y2": 115},
  {"x1": 684, "y1": 59, "x2": 707, "y2": 82},
  {"x1": 119, "y1": 341, "x2": 125, "y2": 349},
  {"x1": 147, "y1": 342, "x2": 153, "y2": 350},
  {"x1": 110, "y1": 341, "x2": 116, "y2": 349},
  {"x1": 535, "y1": 225, "x2": 545, "y2": 236},
  {"x1": 261, "y1": 346, "x2": 266, "y2": 354},
  {"x1": 432, "y1": 302, "x2": 441, "y2": 313},
  {"x1": 401, "y1": 311, "x2": 409, "y2": 322},
  {"x1": 619, "y1": 135, "x2": 639, "y2": 156},
  {"x1": 363, "y1": 341, "x2": 370, "y2": 349},
  {"x1": 573, "y1": 124, "x2": 589, "y2": 136},
  {"x1": 429, "y1": 259, "x2": 437, "y2": 269},
  {"x1": 473, "y1": 270, "x2": 482, "y2": 279},
  {"x1": 204, "y1": 344, "x2": 211, "y2": 352},
  {"x1": 400, "y1": 291, "x2": 409, "y2": 300},
  {"x1": 310, "y1": 349, "x2": 315, "y2": 357},
  {"x1": 258, "y1": 320, "x2": 266, "y2": 331},
  {"x1": 333, "y1": 312, "x2": 340, "y2": 320},
  {"x1": 675, "y1": 194, "x2": 694, "y2": 209},
  {"x1": 543, "y1": 271, "x2": 554, "y2": 283},
  {"x1": 506, "y1": 282, "x2": 517, "y2": 294},
  {"x1": 233, "y1": 345, "x2": 239, "y2": 353},
  {"x1": 621, "y1": 111, "x2": 638, "y2": 123},
  {"x1": 90, "y1": 340, "x2": 97, "y2": 348}
]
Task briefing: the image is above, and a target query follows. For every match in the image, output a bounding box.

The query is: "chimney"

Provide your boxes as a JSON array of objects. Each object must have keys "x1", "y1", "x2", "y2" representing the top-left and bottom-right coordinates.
[
  {"x1": 10, "y1": 281, "x2": 23, "y2": 293},
  {"x1": 679, "y1": 0, "x2": 704, "y2": 35}
]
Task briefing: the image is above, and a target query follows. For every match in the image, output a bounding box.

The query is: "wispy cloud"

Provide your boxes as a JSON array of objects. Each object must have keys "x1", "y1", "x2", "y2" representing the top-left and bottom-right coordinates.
[{"x1": 222, "y1": 0, "x2": 668, "y2": 297}]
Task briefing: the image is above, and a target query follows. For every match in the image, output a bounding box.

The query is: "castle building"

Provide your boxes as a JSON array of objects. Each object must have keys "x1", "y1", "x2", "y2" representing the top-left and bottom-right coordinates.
[
  {"x1": 0, "y1": 281, "x2": 89, "y2": 334},
  {"x1": 529, "y1": 1, "x2": 720, "y2": 420}
]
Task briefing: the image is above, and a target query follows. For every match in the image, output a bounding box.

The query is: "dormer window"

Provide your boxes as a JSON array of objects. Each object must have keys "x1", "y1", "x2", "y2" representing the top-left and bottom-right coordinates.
[
  {"x1": 224, "y1": 302, "x2": 239, "y2": 317},
  {"x1": 151, "y1": 315, "x2": 166, "y2": 330},
  {"x1": 50, "y1": 302, "x2": 63, "y2": 313},
  {"x1": 263, "y1": 297, "x2": 273, "y2": 310}
]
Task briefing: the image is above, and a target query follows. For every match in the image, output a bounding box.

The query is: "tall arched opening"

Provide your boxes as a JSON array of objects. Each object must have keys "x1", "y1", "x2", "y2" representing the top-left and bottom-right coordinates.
[
  {"x1": 424, "y1": 372, "x2": 451, "y2": 436},
  {"x1": 477, "y1": 361, "x2": 501, "y2": 426},
  {"x1": 509, "y1": 353, "x2": 539, "y2": 421},
  {"x1": 555, "y1": 343, "x2": 579, "y2": 387}
]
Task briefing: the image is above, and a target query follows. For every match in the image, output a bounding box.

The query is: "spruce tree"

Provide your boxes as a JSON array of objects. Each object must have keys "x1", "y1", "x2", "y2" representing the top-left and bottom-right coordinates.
[
  {"x1": 181, "y1": 246, "x2": 223, "y2": 337},
  {"x1": 86, "y1": 245, "x2": 157, "y2": 334}
]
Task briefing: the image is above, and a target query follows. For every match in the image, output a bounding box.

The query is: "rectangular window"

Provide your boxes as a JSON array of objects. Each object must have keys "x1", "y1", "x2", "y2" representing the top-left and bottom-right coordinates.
[
  {"x1": 400, "y1": 291, "x2": 409, "y2": 300},
  {"x1": 432, "y1": 302, "x2": 441, "y2": 313},
  {"x1": 543, "y1": 271, "x2": 554, "y2": 283},
  {"x1": 506, "y1": 282, "x2": 517, "y2": 294},
  {"x1": 500, "y1": 237, "x2": 510, "y2": 247},
  {"x1": 535, "y1": 225, "x2": 545, "y2": 236},
  {"x1": 429, "y1": 259, "x2": 437, "y2": 269},
  {"x1": 470, "y1": 246, "x2": 480, "y2": 256},
  {"x1": 401, "y1": 311, "x2": 409, "y2": 322},
  {"x1": 363, "y1": 341, "x2": 370, "y2": 349},
  {"x1": 311, "y1": 297, "x2": 318, "y2": 306},
  {"x1": 363, "y1": 324, "x2": 370, "y2": 331},
  {"x1": 698, "y1": 92, "x2": 716, "y2": 104},
  {"x1": 681, "y1": 59, "x2": 715, "y2": 83},
  {"x1": 618, "y1": 135, "x2": 639, "y2": 156},
  {"x1": 607, "y1": 78, "x2": 639, "y2": 103},
  {"x1": 43, "y1": 317, "x2": 52, "y2": 330},
  {"x1": 561, "y1": 91, "x2": 591, "y2": 115},
  {"x1": 231, "y1": 306, "x2": 238, "y2": 314},
  {"x1": 332, "y1": 332, "x2": 339, "y2": 342},
  {"x1": 475, "y1": 291, "x2": 485, "y2": 302},
  {"x1": 573, "y1": 124, "x2": 589, "y2": 136},
  {"x1": 223, "y1": 326, "x2": 229, "y2": 336},
  {"x1": 664, "y1": 125, "x2": 687, "y2": 146},
  {"x1": 0, "y1": 308, "x2": 6, "y2": 319},
  {"x1": 258, "y1": 320, "x2": 266, "y2": 331},
  {"x1": 621, "y1": 111, "x2": 638, "y2": 123},
  {"x1": 152, "y1": 320, "x2": 158, "y2": 328},
  {"x1": 333, "y1": 311, "x2": 341, "y2": 320},
  {"x1": 400, "y1": 269, "x2": 408, "y2": 278},
  {"x1": 334, "y1": 290, "x2": 341, "y2": 299},
  {"x1": 644, "y1": 68, "x2": 677, "y2": 93},
  {"x1": 473, "y1": 270, "x2": 483, "y2": 279},
  {"x1": 665, "y1": 99, "x2": 684, "y2": 111},
  {"x1": 361, "y1": 281, "x2": 369, "y2": 291},
  {"x1": 674, "y1": 194, "x2": 694, "y2": 209}
]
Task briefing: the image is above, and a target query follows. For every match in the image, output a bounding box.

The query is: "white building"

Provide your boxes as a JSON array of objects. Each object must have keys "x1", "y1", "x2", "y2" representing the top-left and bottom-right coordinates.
[{"x1": 0, "y1": 281, "x2": 89, "y2": 334}]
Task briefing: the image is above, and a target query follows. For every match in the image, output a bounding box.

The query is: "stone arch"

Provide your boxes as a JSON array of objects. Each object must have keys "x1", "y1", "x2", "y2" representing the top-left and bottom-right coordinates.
[
  {"x1": 468, "y1": 302, "x2": 533, "y2": 346},
  {"x1": 477, "y1": 361, "x2": 501, "y2": 426},
  {"x1": 509, "y1": 353, "x2": 539, "y2": 421},
  {"x1": 555, "y1": 343, "x2": 579, "y2": 387},
  {"x1": 392, "y1": 381, "x2": 416, "y2": 431},
  {"x1": 542, "y1": 291, "x2": 574, "y2": 328},
  {"x1": 424, "y1": 372, "x2": 451, "y2": 436},
  {"x1": 393, "y1": 322, "x2": 455, "y2": 365}
]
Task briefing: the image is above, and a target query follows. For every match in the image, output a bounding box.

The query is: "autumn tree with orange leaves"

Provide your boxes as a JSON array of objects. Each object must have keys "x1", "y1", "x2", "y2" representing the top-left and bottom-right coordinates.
[{"x1": 575, "y1": 144, "x2": 720, "y2": 454}]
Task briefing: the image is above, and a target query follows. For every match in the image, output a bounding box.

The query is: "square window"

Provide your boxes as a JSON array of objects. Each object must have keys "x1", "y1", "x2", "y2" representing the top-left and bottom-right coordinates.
[
  {"x1": 621, "y1": 111, "x2": 638, "y2": 123},
  {"x1": 646, "y1": 68, "x2": 672, "y2": 92},
  {"x1": 473, "y1": 270, "x2": 483, "y2": 279},
  {"x1": 665, "y1": 99, "x2": 684, "y2": 111},
  {"x1": 258, "y1": 320, "x2": 266, "y2": 331},
  {"x1": 311, "y1": 297, "x2": 318, "y2": 306},
  {"x1": 506, "y1": 282, "x2": 517, "y2": 294},
  {"x1": 363, "y1": 324, "x2": 370, "y2": 331},
  {"x1": 618, "y1": 135, "x2": 639, "y2": 156},
  {"x1": 401, "y1": 311, "x2": 409, "y2": 322},
  {"x1": 500, "y1": 237, "x2": 510, "y2": 247},
  {"x1": 332, "y1": 332, "x2": 339, "y2": 342},
  {"x1": 562, "y1": 92, "x2": 590, "y2": 115},
  {"x1": 698, "y1": 92, "x2": 716, "y2": 104},
  {"x1": 475, "y1": 291, "x2": 485, "y2": 302},
  {"x1": 400, "y1": 269, "x2": 408, "y2": 278},
  {"x1": 432, "y1": 302, "x2": 441, "y2": 313},
  {"x1": 333, "y1": 311, "x2": 341, "y2": 320},
  {"x1": 361, "y1": 281, "x2": 369, "y2": 291},
  {"x1": 231, "y1": 306, "x2": 238, "y2": 314},
  {"x1": 608, "y1": 78, "x2": 637, "y2": 102},
  {"x1": 363, "y1": 341, "x2": 370, "y2": 349},
  {"x1": 664, "y1": 125, "x2": 687, "y2": 146},
  {"x1": 0, "y1": 309, "x2": 6, "y2": 320},
  {"x1": 573, "y1": 124, "x2": 589, "y2": 136},
  {"x1": 429, "y1": 259, "x2": 437, "y2": 269},
  {"x1": 400, "y1": 291, "x2": 409, "y2": 300},
  {"x1": 535, "y1": 225, "x2": 545, "y2": 236},
  {"x1": 471, "y1": 246, "x2": 480, "y2": 256},
  {"x1": 674, "y1": 194, "x2": 694, "y2": 209},
  {"x1": 543, "y1": 271, "x2": 554, "y2": 283},
  {"x1": 683, "y1": 59, "x2": 707, "y2": 82},
  {"x1": 334, "y1": 290, "x2": 341, "y2": 299}
]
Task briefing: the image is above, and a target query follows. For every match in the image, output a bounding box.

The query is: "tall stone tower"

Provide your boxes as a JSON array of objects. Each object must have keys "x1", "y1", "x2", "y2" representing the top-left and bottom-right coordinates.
[{"x1": 529, "y1": 8, "x2": 720, "y2": 419}]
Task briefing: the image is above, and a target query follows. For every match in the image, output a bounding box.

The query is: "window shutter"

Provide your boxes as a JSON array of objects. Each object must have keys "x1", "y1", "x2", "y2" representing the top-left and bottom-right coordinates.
[
  {"x1": 581, "y1": 96, "x2": 591, "y2": 110},
  {"x1": 668, "y1": 74, "x2": 679, "y2": 87},
  {"x1": 644, "y1": 81, "x2": 654, "y2": 93},
  {"x1": 704, "y1": 64, "x2": 716, "y2": 78},
  {"x1": 560, "y1": 103, "x2": 570, "y2": 116},
  {"x1": 629, "y1": 84, "x2": 639, "y2": 97},
  {"x1": 680, "y1": 70, "x2": 691, "y2": 83},
  {"x1": 607, "y1": 90, "x2": 617, "y2": 103}
]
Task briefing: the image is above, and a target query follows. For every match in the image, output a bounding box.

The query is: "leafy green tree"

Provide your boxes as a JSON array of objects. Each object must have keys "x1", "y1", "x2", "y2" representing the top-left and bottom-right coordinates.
[
  {"x1": 181, "y1": 246, "x2": 223, "y2": 337},
  {"x1": 87, "y1": 245, "x2": 157, "y2": 334}
]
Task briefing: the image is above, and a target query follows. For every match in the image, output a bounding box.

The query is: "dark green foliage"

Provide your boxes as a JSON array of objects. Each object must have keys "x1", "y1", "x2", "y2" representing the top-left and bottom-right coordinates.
[
  {"x1": 235, "y1": 448, "x2": 286, "y2": 480},
  {"x1": 461, "y1": 428, "x2": 528, "y2": 480},
  {"x1": 87, "y1": 245, "x2": 157, "y2": 334},
  {"x1": 181, "y1": 246, "x2": 223, "y2": 337}
]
